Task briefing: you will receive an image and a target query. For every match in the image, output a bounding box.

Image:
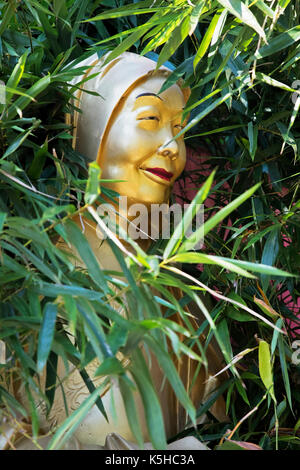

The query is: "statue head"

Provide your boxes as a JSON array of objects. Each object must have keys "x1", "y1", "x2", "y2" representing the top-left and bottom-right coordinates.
[{"x1": 70, "y1": 52, "x2": 190, "y2": 205}]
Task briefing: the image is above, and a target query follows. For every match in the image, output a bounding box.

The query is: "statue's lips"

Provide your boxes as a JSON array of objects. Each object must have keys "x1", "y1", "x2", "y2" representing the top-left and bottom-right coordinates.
[{"x1": 143, "y1": 167, "x2": 173, "y2": 181}]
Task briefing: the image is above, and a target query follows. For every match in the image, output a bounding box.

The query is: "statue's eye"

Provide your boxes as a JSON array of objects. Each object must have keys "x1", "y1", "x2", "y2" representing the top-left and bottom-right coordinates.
[
  {"x1": 173, "y1": 124, "x2": 185, "y2": 135},
  {"x1": 138, "y1": 116, "x2": 160, "y2": 121},
  {"x1": 137, "y1": 114, "x2": 160, "y2": 130}
]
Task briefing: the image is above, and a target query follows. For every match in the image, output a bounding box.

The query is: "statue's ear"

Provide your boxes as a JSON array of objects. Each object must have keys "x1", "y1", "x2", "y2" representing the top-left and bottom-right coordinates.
[
  {"x1": 182, "y1": 86, "x2": 191, "y2": 104},
  {"x1": 176, "y1": 77, "x2": 191, "y2": 105}
]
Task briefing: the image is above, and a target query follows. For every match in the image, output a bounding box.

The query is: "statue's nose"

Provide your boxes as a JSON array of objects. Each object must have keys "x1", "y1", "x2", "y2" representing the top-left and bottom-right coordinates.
[{"x1": 158, "y1": 133, "x2": 179, "y2": 160}]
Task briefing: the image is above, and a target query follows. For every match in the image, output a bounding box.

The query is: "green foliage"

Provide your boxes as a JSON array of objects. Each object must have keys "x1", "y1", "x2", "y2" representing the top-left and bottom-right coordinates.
[{"x1": 0, "y1": 0, "x2": 299, "y2": 451}]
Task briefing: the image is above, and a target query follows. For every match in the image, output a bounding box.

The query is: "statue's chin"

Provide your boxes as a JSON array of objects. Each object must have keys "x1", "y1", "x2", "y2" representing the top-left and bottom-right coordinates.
[
  {"x1": 121, "y1": 184, "x2": 172, "y2": 206},
  {"x1": 103, "y1": 189, "x2": 171, "y2": 207},
  {"x1": 101, "y1": 165, "x2": 173, "y2": 207}
]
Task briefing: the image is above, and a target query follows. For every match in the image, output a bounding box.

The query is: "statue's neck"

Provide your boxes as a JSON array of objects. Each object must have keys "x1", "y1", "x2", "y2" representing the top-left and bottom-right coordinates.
[
  {"x1": 95, "y1": 194, "x2": 167, "y2": 252},
  {"x1": 71, "y1": 196, "x2": 157, "y2": 272}
]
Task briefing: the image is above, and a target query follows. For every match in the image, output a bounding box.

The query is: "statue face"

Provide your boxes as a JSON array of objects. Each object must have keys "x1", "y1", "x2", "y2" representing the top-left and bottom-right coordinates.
[{"x1": 99, "y1": 74, "x2": 187, "y2": 205}]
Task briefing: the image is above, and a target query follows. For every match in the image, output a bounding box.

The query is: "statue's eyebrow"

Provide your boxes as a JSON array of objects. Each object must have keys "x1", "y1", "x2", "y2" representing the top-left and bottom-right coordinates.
[{"x1": 135, "y1": 93, "x2": 163, "y2": 101}]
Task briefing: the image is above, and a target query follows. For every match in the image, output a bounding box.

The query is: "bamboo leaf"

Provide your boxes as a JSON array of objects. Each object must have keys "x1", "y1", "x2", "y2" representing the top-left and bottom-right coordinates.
[
  {"x1": 118, "y1": 376, "x2": 144, "y2": 449},
  {"x1": 2, "y1": 122, "x2": 41, "y2": 160},
  {"x1": 248, "y1": 121, "x2": 258, "y2": 160},
  {"x1": 130, "y1": 349, "x2": 167, "y2": 450},
  {"x1": 189, "y1": 0, "x2": 205, "y2": 36},
  {"x1": 254, "y1": 297, "x2": 280, "y2": 319},
  {"x1": 88, "y1": 1, "x2": 164, "y2": 21},
  {"x1": 84, "y1": 162, "x2": 101, "y2": 205},
  {"x1": 218, "y1": 259, "x2": 294, "y2": 277},
  {"x1": 194, "y1": 10, "x2": 224, "y2": 69},
  {"x1": 197, "y1": 378, "x2": 234, "y2": 419},
  {"x1": 256, "y1": 72, "x2": 298, "y2": 93},
  {"x1": 207, "y1": 8, "x2": 228, "y2": 65},
  {"x1": 179, "y1": 183, "x2": 260, "y2": 252},
  {"x1": 202, "y1": 183, "x2": 260, "y2": 236},
  {"x1": 6, "y1": 51, "x2": 29, "y2": 103},
  {"x1": 276, "y1": 121, "x2": 298, "y2": 158},
  {"x1": 278, "y1": 335, "x2": 293, "y2": 412},
  {"x1": 6, "y1": 75, "x2": 52, "y2": 121},
  {"x1": 163, "y1": 170, "x2": 216, "y2": 259},
  {"x1": 94, "y1": 357, "x2": 124, "y2": 377},
  {"x1": 0, "y1": 385, "x2": 28, "y2": 418},
  {"x1": 242, "y1": 225, "x2": 278, "y2": 251},
  {"x1": 1, "y1": 253, "x2": 29, "y2": 279},
  {"x1": 45, "y1": 351, "x2": 58, "y2": 411},
  {"x1": 216, "y1": 0, "x2": 266, "y2": 41},
  {"x1": 76, "y1": 298, "x2": 113, "y2": 360},
  {"x1": 167, "y1": 252, "x2": 257, "y2": 278},
  {"x1": 156, "y1": 14, "x2": 191, "y2": 69},
  {"x1": 271, "y1": 318, "x2": 284, "y2": 356},
  {"x1": 141, "y1": 13, "x2": 182, "y2": 55},
  {"x1": 261, "y1": 227, "x2": 280, "y2": 292},
  {"x1": 144, "y1": 336, "x2": 196, "y2": 424},
  {"x1": 173, "y1": 91, "x2": 234, "y2": 141},
  {"x1": 164, "y1": 265, "x2": 285, "y2": 332},
  {"x1": 0, "y1": 0, "x2": 16, "y2": 36},
  {"x1": 32, "y1": 282, "x2": 105, "y2": 301},
  {"x1": 37, "y1": 303, "x2": 58, "y2": 373},
  {"x1": 103, "y1": 27, "x2": 150, "y2": 67},
  {"x1": 213, "y1": 347, "x2": 257, "y2": 378},
  {"x1": 64, "y1": 219, "x2": 109, "y2": 294},
  {"x1": 12, "y1": 239, "x2": 60, "y2": 283},
  {"x1": 62, "y1": 295, "x2": 77, "y2": 336},
  {"x1": 0, "y1": 213, "x2": 6, "y2": 233},
  {"x1": 254, "y1": 25, "x2": 300, "y2": 59},
  {"x1": 47, "y1": 384, "x2": 108, "y2": 450},
  {"x1": 258, "y1": 340, "x2": 276, "y2": 403},
  {"x1": 254, "y1": 0, "x2": 275, "y2": 19},
  {"x1": 287, "y1": 92, "x2": 300, "y2": 139},
  {"x1": 215, "y1": 440, "x2": 247, "y2": 450},
  {"x1": 27, "y1": 141, "x2": 49, "y2": 180},
  {"x1": 25, "y1": 385, "x2": 40, "y2": 438}
]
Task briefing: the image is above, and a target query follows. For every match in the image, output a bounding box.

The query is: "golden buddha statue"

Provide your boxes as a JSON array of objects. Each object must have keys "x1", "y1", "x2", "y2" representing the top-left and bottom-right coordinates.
[{"x1": 1, "y1": 52, "x2": 227, "y2": 450}]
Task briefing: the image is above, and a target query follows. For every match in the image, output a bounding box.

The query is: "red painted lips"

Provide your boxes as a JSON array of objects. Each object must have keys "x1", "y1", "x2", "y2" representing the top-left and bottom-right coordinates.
[{"x1": 145, "y1": 167, "x2": 173, "y2": 181}]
